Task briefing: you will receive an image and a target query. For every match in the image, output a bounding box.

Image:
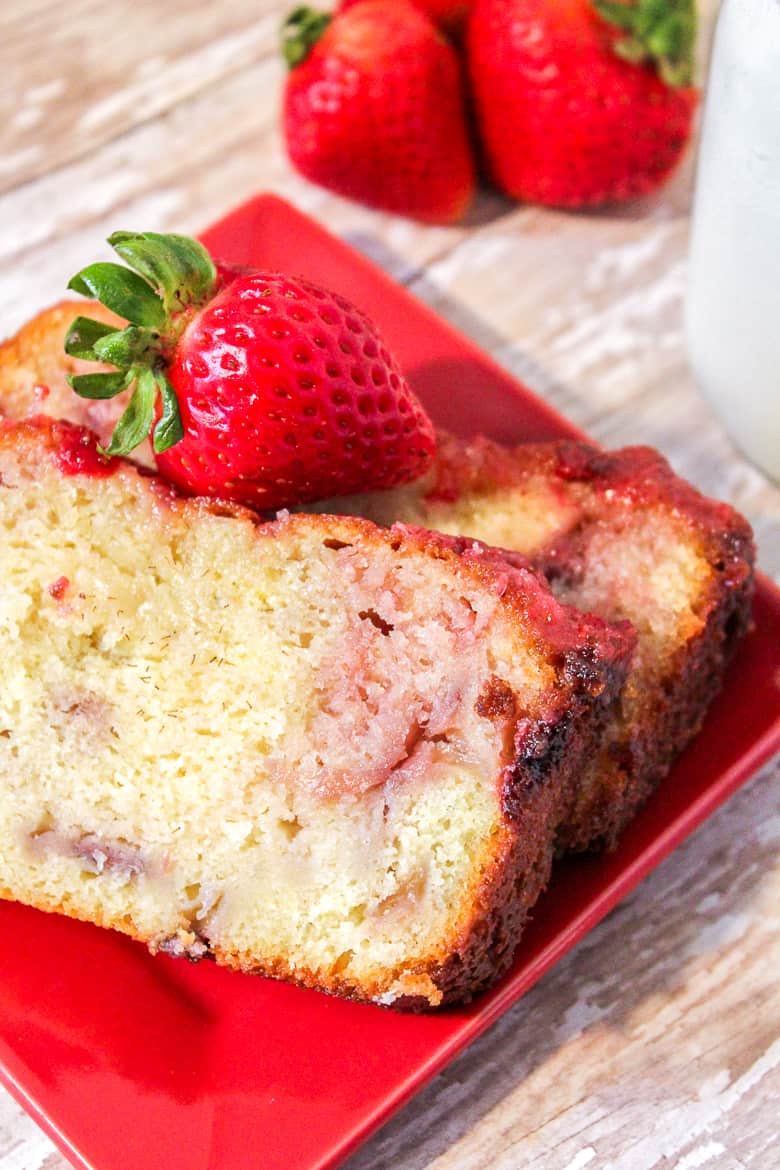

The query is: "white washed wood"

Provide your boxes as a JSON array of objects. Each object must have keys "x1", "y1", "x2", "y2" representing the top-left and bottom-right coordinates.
[{"x1": 1, "y1": 1, "x2": 778, "y2": 1168}]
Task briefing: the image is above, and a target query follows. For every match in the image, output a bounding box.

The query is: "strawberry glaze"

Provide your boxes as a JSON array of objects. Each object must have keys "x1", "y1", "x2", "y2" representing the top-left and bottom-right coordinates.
[
  {"x1": 1, "y1": 417, "x2": 116, "y2": 478},
  {"x1": 552, "y1": 441, "x2": 753, "y2": 542},
  {"x1": 52, "y1": 421, "x2": 117, "y2": 478}
]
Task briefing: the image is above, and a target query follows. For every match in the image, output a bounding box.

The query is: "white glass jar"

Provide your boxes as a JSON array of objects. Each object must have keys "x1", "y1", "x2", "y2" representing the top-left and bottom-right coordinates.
[{"x1": 686, "y1": 0, "x2": 780, "y2": 480}]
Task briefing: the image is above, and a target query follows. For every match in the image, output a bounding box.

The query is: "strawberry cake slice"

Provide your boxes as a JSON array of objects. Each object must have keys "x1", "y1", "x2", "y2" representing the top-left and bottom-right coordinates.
[{"x1": 0, "y1": 417, "x2": 632, "y2": 1007}]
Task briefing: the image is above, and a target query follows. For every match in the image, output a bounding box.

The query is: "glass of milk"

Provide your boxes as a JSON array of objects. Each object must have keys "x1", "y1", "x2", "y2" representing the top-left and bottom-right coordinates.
[{"x1": 686, "y1": 0, "x2": 780, "y2": 481}]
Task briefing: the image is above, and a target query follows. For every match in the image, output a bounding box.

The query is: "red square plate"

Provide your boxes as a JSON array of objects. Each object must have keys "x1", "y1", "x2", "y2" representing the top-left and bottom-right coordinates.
[{"x1": 2, "y1": 194, "x2": 779, "y2": 1170}]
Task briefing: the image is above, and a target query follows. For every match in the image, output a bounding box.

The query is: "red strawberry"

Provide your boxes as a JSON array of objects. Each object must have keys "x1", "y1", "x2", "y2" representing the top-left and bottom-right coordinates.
[
  {"x1": 339, "y1": 0, "x2": 472, "y2": 39},
  {"x1": 64, "y1": 231, "x2": 435, "y2": 509},
  {"x1": 281, "y1": 1, "x2": 476, "y2": 223},
  {"x1": 468, "y1": 0, "x2": 698, "y2": 208}
]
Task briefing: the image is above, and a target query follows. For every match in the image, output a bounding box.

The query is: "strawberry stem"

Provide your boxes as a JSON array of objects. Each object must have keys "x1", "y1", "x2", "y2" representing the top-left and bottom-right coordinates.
[
  {"x1": 593, "y1": 0, "x2": 696, "y2": 87},
  {"x1": 281, "y1": 6, "x2": 331, "y2": 69},
  {"x1": 65, "y1": 231, "x2": 218, "y2": 456}
]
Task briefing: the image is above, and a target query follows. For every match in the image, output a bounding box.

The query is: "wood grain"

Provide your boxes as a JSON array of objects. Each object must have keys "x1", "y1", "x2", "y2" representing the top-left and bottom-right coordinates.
[{"x1": 1, "y1": 1, "x2": 778, "y2": 1168}]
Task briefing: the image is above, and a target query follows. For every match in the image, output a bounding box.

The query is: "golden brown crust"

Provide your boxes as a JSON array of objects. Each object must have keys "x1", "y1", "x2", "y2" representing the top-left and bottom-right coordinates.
[{"x1": 475, "y1": 675, "x2": 517, "y2": 721}]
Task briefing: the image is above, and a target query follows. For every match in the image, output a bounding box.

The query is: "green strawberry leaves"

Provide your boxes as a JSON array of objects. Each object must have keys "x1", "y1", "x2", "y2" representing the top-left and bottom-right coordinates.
[
  {"x1": 281, "y1": 6, "x2": 332, "y2": 69},
  {"x1": 108, "y1": 231, "x2": 217, "y2": 316},
  {"x1": 153, "y1": 371, "x2": 185, "y2": 453},
  {"x1": 67, "y1": 371, "x2": 131, "y2": 400},
  {"x1": 594, "y1": 0, "x2": 696, "y2": 87},
  {"x1": 98, "y1": 367, "x2": 183, "y2": 457},
  {"x1": 64, "y1": 316, "x2": 117, "y2": 361},
  {"x1": 92, "y1": 325, "x2": 157, "y2": 368},
  {"x1": 65, "y1": 231, "x2": 218, "y2": 456},
  {"x1": 68, "y1": 263, "x2": 167, "y2": 329},
  {"x1": 103, "y1": 368, "x2": 159, "y2": 457}
]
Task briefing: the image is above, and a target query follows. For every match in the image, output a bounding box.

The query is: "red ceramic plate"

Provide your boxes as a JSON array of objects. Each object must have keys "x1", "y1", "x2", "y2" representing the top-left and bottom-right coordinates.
[{"x1": 2, "y1": 194, "x2": 779, "y2": 1170}]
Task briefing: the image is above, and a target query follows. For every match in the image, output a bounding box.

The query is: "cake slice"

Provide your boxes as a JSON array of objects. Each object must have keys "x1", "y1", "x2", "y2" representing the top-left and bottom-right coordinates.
[
  {"x1": 0, "y1": 417, "x2": 632, "y2": 1008},
  {"x1": 319, "y1": 435, "x2": 755, "y2": 850},
  {"x1": 0, "y1": 302, "x2": 755, "y2": 852}
]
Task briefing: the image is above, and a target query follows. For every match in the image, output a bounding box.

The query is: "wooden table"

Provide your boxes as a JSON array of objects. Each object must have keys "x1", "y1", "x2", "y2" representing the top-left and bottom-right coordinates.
[{"x1": 1, "y1": 2, "x2": 778, "y2": 1167}]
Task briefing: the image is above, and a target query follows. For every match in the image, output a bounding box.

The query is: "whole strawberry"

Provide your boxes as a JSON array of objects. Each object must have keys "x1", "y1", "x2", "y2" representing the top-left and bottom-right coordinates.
[
  {"x1": 468, "y1": 0, "x2": 698, "y2": 207},
  {"x1": 282, "y1": 1, "x2": 476, "y2": 222},
  {"x1": 64, "y1": 231, "x2": 435, "y2": 508},
  {"x1": 339, "y1": 0, "x2": 472, "y2": 39}
]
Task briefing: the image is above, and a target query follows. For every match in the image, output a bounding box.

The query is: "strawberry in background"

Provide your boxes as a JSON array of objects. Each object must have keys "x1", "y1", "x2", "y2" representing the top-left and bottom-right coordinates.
[
  {"x1": 281, "y1": 1, "x2": 476, "y2": 223},
  {"x1": 468, "y1": 0, "x2": 698, "y2": 207},
  {"x1": 339, "y1": 0, "x2": 472, "y2": 39}
]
